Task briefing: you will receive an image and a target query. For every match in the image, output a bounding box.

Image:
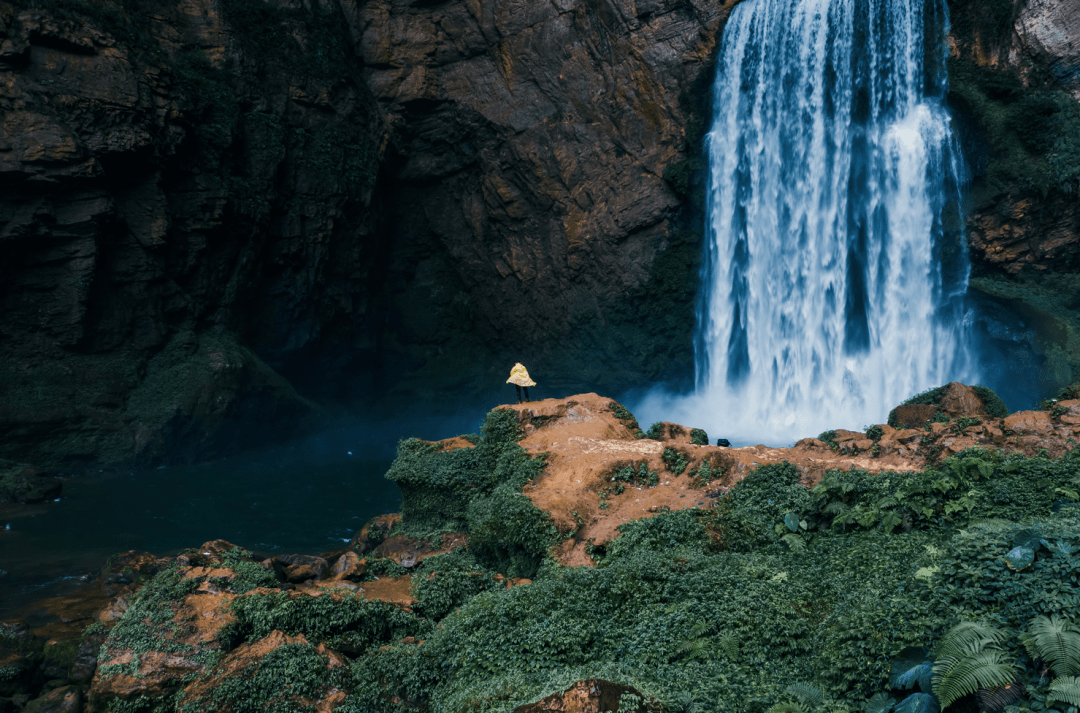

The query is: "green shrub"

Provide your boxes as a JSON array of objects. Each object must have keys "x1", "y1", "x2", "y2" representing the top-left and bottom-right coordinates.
[
  {"x1": 410, "y1": 550, "x2": 498, "y2": 621},
  {"x1": 661, "y1": 447, "x2": 688, "y2": 475},
  {"x1": 179, "y1": 641, "x2": 348, "y2": 713},
  {"x1": 690, "y1": 428, "x2": 709, "y2": 446},
  {"x1": 223, "y1": 590, "x2": 426, "y2": 651},
  {"x1": 467, "y1": 480, "x2": 559, "y2": 579},
  {"x1": 709, "y1": 462, "x2": 812, "y2": 552}
]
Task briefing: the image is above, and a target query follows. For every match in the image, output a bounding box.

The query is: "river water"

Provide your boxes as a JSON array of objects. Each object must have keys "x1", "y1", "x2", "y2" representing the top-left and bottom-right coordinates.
[{"x1": 0, "y1": 410, "x2": 486, "y2": 615}]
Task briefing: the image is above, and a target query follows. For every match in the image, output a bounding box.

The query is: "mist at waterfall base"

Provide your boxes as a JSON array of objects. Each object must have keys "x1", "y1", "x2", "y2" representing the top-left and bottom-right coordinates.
[
  {"x1": 631, "y1": 0, "x2": 989, "y2": 446},
  {"x1": 0, "y1": 405, "x2": 488, "y2": 615}
]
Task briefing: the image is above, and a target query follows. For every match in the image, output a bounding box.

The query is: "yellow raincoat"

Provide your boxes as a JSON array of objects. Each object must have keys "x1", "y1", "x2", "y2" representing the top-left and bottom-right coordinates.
[{"x1": 506, "y1": 363, "x2": 536, "y2": 387}]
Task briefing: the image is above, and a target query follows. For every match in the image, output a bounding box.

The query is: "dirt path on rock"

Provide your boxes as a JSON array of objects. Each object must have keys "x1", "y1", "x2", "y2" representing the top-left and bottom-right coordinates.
[{"x1": 490, "y1": 392, "x2": 1080, "y2": 566}]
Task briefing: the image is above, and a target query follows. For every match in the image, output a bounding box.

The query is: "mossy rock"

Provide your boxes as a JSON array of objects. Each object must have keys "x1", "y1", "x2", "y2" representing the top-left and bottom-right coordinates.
[
  {"x1": 887, "y1": 383, "x2": 1008, "y2": 427},
  {"x1": 0, "y1": 461, "x2": 60, "y2": 504}
]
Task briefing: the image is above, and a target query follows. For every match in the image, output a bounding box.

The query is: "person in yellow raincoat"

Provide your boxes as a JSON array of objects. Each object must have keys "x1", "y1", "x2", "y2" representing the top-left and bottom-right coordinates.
[{"x1": 507, "y1": 363, "x2": 536, "y2": 403}]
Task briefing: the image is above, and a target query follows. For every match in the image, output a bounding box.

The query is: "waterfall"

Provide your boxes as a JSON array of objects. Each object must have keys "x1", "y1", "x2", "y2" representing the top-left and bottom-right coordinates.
[{"x1": 639, "y1": 0, "x2": 979, "y2": 444}]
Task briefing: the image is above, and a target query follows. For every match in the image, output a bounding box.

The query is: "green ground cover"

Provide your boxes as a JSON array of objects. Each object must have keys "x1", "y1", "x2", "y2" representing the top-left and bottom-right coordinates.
[{"x1": 93, "y1": 408, "x2": 1080, "y2": 713}]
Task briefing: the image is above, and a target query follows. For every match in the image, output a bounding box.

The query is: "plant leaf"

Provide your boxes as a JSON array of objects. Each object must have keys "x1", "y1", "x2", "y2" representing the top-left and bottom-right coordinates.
[
  {"x1": 1048, "y1": 675, "x2": 1080, "y2": 707},
  {"x1": 1004, "y1": 546, "x2": 1035, "y2": 571},
  {"x1": 933, "y1": 647, "x2": 1016, "y2": 708},
  {"x1": 891, "y1": 646, "x2": 934, "y2": 691},
  {"x1": 894, "y1": 692, "x2": 940, "y2": 713},
  {"x1": 1022, "y1": 614, "x2": 1080, "y2": 678},
  {"x1": 784, "y1": 513, "x2": 800, "y2": 533},
  {"x1": 783, "y1": 682, "x2": 823, "y2": 705},
  {"x1": 864, "y1": 692, "x2": 896, "y2": 713}
]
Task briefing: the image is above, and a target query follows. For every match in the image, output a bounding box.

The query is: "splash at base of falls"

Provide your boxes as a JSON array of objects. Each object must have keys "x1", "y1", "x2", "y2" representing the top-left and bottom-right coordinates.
[{"x1": 634, "y1": 0, "x2": 980, "y2": 444}]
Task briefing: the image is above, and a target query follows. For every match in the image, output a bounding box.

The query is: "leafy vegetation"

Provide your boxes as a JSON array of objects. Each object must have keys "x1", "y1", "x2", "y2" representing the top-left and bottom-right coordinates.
[
  {"x1": 88, "y1": 402, "x2": 1080, "y2": 713},
  {"x1": 947, "y1": 56, "x2": 1080, "y2": 196}
]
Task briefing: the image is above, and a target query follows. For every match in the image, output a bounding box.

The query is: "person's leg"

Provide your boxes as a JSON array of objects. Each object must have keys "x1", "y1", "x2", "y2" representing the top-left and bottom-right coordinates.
[
  {"x1": 515, "y1": 385, "x2": 523, "y2": 403},
  {"x1": 523, "y1": 387, "x2": 530, "y2": 402}
]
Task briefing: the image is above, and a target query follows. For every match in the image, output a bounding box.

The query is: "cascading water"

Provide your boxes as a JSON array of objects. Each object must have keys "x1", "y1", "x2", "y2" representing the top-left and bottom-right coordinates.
[{"x1": 639, "y1": 0, "x2": 979, "y2": 443}]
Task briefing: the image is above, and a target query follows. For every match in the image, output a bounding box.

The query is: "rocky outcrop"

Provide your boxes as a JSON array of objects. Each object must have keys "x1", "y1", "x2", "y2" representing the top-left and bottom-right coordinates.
[
  {"x1": 513, "y1": 679, "x2": 658, "y2": 713},
  {"x1": 342, "y1": 0, "x2": 741, "y2": 396},
  {"x1": 0, "y1": 0, "x2": 741, "y2": 470}
]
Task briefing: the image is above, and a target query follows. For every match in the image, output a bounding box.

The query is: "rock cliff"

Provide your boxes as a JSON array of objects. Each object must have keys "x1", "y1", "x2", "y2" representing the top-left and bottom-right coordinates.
[
  {"x1": 946, "y1": 0, "x2": 1080, "y2": 393},
  {"x1": 0, "y1": 0, "x2": 737, "y2": 470}
]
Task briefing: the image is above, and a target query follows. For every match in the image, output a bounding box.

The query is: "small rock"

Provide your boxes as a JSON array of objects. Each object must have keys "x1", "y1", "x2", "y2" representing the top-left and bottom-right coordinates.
[
  {"x1": 330, "y1": 552, "x2": 366, "y2": 582},
  {"x1": 277, "y1": 554, "x2": 329, "y2": 581},
  {"x1": 23, "y1": 684, "x2": 81, "y2": 713}
]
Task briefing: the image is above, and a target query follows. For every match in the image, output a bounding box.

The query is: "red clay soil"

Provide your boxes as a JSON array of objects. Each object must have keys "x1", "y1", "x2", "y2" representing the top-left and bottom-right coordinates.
[{"x1": 473, "y1": 389, "x2": 1080, "y2": 567}]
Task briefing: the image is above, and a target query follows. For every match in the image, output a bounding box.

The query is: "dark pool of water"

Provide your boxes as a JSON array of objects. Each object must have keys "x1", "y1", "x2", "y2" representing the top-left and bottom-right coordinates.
[{"x1": 0, "y1": 441, "x2": 404, "y2": 614}]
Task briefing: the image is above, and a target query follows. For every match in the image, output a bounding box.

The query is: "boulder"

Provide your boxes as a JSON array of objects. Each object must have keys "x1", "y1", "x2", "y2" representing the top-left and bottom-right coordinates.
[
  {"x1": 513, "y1": 679, "x2": 659, "y2": 713},
  {"x1": 890, "y1": 404, "x2": 939, "y2": 428},
  {"x1": 23, "y1": 685, "x2": 81, "y2": 713},
  {"x1": 330, "y1": 552, "x2": 367, "y2": 582},
  {"x1": 349, "y1": 513, "x2": 400, "y2": 553},
  {"x1": 938, "y1": 382, "x2": 987, "y2": 417},
  {"x1": 1004, "y1": 411, "x2": 1054, "y2": 435},
  {"x1": 0, "y1": 461, "x2": 60, "y2": 503},
  {"x1": 277, "y1": 555, "x2": 330, "y2": 582}
]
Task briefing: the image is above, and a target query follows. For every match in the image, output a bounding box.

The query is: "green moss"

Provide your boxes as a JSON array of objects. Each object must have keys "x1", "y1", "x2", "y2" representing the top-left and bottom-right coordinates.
[
  {"x1": 223, "y1": 590, "x2": 426, "y2": 651},
  {"x1": 887, "y1": 382, "x2": 1009, "y2": 426},
  {"x1": 98, "y1": 565, "x2": 201, "y2": 679},
  {"x1": 179, "y1": 641, "x2": 347, "y2": 713},
  {"x1": 947, "y1": 57, "x2": 1080, "y2": 196}
]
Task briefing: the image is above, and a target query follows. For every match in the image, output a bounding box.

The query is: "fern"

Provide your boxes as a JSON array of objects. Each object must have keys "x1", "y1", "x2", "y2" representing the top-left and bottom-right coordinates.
[
  {"x1": 933, "y1": 646, "x2": 1017, "y2": 708},
  {"x1": 1021, "y1": 614, "x2": 1080, "y2": 677},
  {"x1": 975, "y1": 681, "x2": 1024, "y2": 712},
  {"x1": 934, "y1": 621, "x2": 1008, "y2": 660},
  {"x1": 782, "y1": 534, "x2": 806, "y2": 551},
  {"x1": 1047, "y1": 675, "x2": 1080, "y2": 708},
  {"x1": 784, "y1": 682, "x2": 823, "y2": 705},
  {"x1": 717, "y1": 632, "x2": 739, "y2": 661}
]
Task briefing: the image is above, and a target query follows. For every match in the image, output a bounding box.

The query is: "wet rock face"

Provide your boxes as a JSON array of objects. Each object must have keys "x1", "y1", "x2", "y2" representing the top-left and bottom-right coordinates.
[
  {"x1": 343, "y1": 0, "x2": 742, "y2": 394},
  {"x1": 0, "y1": 1, "x2": 381, "y2": 469},
  {"x1": 0, "y1": 0, "x2": 740, "y2": 470},
  {"x1": 967, "y1": 195, "x2": 1080, "y2": 276}
]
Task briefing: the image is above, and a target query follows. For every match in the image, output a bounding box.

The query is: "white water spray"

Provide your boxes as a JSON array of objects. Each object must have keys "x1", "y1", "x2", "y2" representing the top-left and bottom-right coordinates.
[{"x1": 635, "y1": 0, "x2": 978, "y2": 444}]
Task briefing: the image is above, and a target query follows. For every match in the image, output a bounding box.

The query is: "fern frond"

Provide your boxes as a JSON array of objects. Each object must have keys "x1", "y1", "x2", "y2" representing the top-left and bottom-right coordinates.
[
  {"x1": 765, "y1": 702, "x2": 809, "y2": 713},
  {"x1": 781, "y1": 534, "x2": 806, "y2": 551},
  {"x1": 976, "y1": 681, "x2": 1024, "y2": 712},
  {"x1": 935, "y1": 621, "x2": 1008, "y2": 660},
  {"x1": 881, "y1": 511, "x2": 903, "y2": 534},
  {"x1": 966, "y1": 519, "x2": 1015, "y2": 532},
  {"x1": 717, "y1": 632, "x2": 739, "y2": 661},
  {"x1": 1022, "y1": 614, "x2": 1080, "y2": 677},
  {"x1": 677, "y1": 638, "x2": 711, "y2": 661},
  {"x1": 933, "y1": 648, "x2": 1016, "y2": 708},
  {"x1": 864, "y1": 692, "x2": 895, "y2": 713},
  {"x1": 784, "y1": 683, "x2": 823, "y2": 705},
  {"x1": 1047, "y1": 675, "x2": 1080, "y2": 707},
  {"x1": 824, "y1": 501, "x2": 850, "y2": 515}
]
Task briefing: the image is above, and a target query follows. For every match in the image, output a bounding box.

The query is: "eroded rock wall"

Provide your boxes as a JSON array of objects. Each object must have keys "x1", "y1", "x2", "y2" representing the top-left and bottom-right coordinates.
[
  {"x1": 946, "y1": 0, "x2": 1080, "y2": 395},
  {"x1": 0, "y1": 0, "x2": 738, "y2": 469},
  {"x1": 344, "y1": 0, "x2": 739, "y2": 396},
  {"x1": 0, "y1": 0, "x2": 387, "y2": 468}
]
